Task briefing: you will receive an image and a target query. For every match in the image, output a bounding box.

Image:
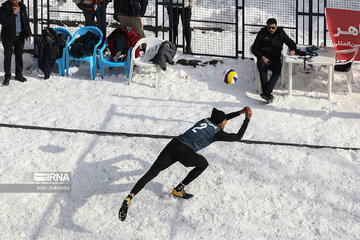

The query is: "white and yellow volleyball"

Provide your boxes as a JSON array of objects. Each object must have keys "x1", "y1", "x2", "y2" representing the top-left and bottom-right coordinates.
[{"x1": 222, "y1": 69, "x2": 238, "y2": 84}]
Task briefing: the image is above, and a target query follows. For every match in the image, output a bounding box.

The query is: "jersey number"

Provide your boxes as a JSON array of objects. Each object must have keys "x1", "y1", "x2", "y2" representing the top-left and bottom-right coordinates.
[{"x1": 191, "y1": 123, "x2": 208, "y2": 133}]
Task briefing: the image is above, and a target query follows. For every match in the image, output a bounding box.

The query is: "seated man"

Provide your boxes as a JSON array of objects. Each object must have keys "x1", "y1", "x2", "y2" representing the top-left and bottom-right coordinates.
[{"x1": 251, "y1": 18, "x2": 296, "y2": 103}]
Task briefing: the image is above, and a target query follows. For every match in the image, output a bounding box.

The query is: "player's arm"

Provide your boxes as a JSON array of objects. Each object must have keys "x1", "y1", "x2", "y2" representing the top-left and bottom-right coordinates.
[
  {"x1": 251, "y1": 33, "x2": 264, "y2": 58},
  {"x1": 225, "y1": 107, "x2": 249, "y2": 121},
  {"x1": 214, "y1": 107, "x2": 252, "y2": 142}
]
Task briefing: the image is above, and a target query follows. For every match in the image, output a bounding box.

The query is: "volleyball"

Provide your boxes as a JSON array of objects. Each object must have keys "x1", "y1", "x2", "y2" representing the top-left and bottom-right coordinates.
[{"x1": 222, "y1": 69, "x2": 238, "y2": 84}]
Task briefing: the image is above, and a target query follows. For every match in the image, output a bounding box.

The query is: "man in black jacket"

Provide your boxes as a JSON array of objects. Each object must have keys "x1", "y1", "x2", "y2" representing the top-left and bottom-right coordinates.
[
  {"x1": 251, "y1": 18, "x2": 296, "y2": 103},
  {"x1": 0, "y1": 0, "x2": 32, "y2": 86},
  {"x1": 118, "y1": 106, "x2": 252, "y2": 221}
]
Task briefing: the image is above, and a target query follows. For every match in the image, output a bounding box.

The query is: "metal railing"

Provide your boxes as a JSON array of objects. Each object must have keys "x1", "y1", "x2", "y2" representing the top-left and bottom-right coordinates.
[{"x1": 3, "y1": 0, "x2": 360, "y2": 58}]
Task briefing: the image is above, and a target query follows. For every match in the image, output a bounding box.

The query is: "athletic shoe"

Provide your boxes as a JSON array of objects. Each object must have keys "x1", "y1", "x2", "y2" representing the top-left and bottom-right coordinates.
[
  {"x1": 119, "y1": 197, "x2": 131, "y2": 221},
  {"x1": 171, "y1": 188, "x2": 193, "y2": 199}
]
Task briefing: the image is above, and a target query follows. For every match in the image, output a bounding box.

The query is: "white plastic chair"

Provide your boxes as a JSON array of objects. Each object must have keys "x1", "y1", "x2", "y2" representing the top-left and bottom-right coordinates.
[
  {"x1": 128, "y1": 37, "x2": 164, "y2": 88},
  {"x1": 333, "y1": 46, "x2": 359, "y2": 93},
  {"x1": 250, "y1": 47, "x2": 285, "y2": 93}
]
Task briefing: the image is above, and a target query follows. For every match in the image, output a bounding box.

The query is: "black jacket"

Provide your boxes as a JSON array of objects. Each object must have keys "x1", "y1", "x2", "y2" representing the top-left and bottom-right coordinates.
[
  {"x1": 0, "y1": 0, "x2": 32, "y2": 41},
  {"x1": 114, "y1": 0, "x2": 148, "y2": 17},
  {"x1": 151, "y1": 41, "x2": 176, "y2": 71},
  {"x1": 69, "y1": 31, "x2": 100, "y2": 58},
  {"x1": 37, "y1": 28, "x2": 66, "y2": 79},
  {"x1": 251, "y1": 27, "x2": 296, "y2": 58}
]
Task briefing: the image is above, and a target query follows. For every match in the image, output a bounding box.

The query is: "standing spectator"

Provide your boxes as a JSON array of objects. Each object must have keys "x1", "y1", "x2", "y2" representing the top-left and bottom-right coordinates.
[
  {"x1": 113, "y1": 0, "x2": 148, "y2": 39},
  {"x1": 251, "y1": 18, "x2": 296, "y2": 103},
  {"x1": 74, "y1": 0, "x2": 110, "y2": 40},
  {"x1": 0, "y1": 0, "x2": 32, "y2": 86},
  {"x1": 165, "y1": 0, "x2": 196, "y2": 53}
]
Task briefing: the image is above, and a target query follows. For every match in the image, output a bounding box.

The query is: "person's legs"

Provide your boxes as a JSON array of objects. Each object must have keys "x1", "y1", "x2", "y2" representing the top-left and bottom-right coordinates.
[
  {"x1": 266, "y1": 56, "x2": 282, "y2": 94},
  {"x1": 257, "y1": 57, "x2": 269, "y2": 94},
  {"x1": 96, "y1": 3, "x2": 107, "y2": 40},
  {"x1": 183, "y1": 7, "x2": 192, "y2": 52},
  {"x1": 82, "y1": 9, "x2": 96, "y2": 26},
  {"x1": 178, "y1": 154, "x2": 208, "y2": 186},
  {"x1": 173, "y1": 143, "x2": 208, "y2": 190},
  {"x1": 14, "y1": 35, "x2": 25, "y2": 78},
  {"x1": 167, "y1": 7, "x2": 180, "y2": 44},
  {"x1": 2, "y1": 38, "x2": 14, "y2": 79},
  {"x1": 119, "y1": 138, "x2": 179, "y2": 221},
  {"x1": 130, "y1": 139, "x2": 178, "y2": 195},
  {"x1": 129, "y1": 153, "x2": 174, "y2": 195},
  {"x1": 119, "y1": 139, "x2": 204, "y2": 220}
]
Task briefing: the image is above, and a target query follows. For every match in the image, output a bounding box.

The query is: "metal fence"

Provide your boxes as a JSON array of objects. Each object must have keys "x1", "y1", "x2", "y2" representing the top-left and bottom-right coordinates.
[{"x1": 2, "y1": 0, "x2": 360, "y2": 58}]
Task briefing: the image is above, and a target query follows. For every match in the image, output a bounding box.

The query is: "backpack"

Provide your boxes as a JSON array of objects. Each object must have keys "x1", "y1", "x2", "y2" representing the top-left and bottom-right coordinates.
[{"x1": 107, "y1": 26, "x2": 140, "y2": 60}]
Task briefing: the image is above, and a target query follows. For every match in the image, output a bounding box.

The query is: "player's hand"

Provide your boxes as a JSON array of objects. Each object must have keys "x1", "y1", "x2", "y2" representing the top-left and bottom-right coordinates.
[
  {"x1": 245, "y1": 106, "x2": 252, "y2": 119},
  {"x1": 239, "y1": 107, "x2": 247, "y2": 115}
]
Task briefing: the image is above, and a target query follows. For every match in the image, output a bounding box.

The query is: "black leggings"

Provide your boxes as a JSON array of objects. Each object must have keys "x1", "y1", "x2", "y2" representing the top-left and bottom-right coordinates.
[{"x1": 130, "y1": 138, "x2": 208, "y2": 195}]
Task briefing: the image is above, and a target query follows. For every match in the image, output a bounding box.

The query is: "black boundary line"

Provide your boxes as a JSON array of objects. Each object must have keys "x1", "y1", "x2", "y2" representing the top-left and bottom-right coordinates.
[{"x1": 0, "y1": 123, "x2": 359, "y2": 151}]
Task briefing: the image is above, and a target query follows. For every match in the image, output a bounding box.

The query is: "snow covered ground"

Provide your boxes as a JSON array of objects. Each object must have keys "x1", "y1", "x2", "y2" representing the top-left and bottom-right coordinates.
[{"x1": 0, "y1": 44, "x2": 359, "y2": 239}]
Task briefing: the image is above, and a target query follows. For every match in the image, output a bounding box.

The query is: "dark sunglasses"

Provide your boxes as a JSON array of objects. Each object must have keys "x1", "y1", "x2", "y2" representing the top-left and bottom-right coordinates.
[{"x1": 267, "y1": 26, "x2": 276, "y2": 30}]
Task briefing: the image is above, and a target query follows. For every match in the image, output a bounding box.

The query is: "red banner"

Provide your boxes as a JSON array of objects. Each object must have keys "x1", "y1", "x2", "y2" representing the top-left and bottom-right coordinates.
[{"x1": 326, "y1": 8, "x2": 360, "y2": 61}]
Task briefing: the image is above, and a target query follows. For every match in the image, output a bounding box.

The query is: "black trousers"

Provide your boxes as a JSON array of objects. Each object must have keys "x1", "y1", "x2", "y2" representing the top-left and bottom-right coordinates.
[
  {"x1": 2, "y1": 35, "x2": 25, "y2": 78},
  {"x1": 82, "y1": 4, "x2": 107, "y2": 41},
  {"x1": 130, "y1": 138, "x2": 209, "y2": 195},
  {"x1": 257, "y1": 56, "x2": 282, "y2": 95},
  {"x1": 167, "y1": 7, "x2": 192, "y2": 47}
]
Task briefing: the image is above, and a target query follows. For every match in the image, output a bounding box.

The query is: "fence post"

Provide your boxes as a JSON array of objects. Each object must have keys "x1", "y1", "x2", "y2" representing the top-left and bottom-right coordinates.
[
  {"x1": 235, "y1": 0, "x2": 238, "y2": 58},
  {"x1": 309, "y1": 0, "x2": 313, "y2": 45},
  {"x1": 168, "y1": 0, "x2": 173, "y2": 42},
  {"x1": 296, "y1": 0, "x2": 298, "y2": 44},
  {"x1": 47, "y1": 0, "x2": 50, "y2": 28},
  {"x1": 33, "y1": 0, "x2": 38, "y2": 48},
  {"x1": 155, "y1": 0, "x2": 158, "y2": 37},
  {"x1": 241, "y1": 0, "x2": 245, "y2": 59}
]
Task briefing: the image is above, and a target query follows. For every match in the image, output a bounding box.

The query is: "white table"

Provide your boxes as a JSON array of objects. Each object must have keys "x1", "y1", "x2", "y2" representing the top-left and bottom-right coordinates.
[{"x1": 284, "y1": 47, "x2": 336, "y2": 100}]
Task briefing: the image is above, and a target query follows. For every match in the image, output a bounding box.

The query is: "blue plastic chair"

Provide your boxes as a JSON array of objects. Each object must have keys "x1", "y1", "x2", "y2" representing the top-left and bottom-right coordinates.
[
  {"x1": 35, "y1": 27, "x2": 72, "y2": 76},
  {"x1": 98, "y1": 38, "x2": 132, "y2": 79},
  {"x1": 65, "y1": 26, "x2": 103, "y2": 80},
  {"x1": 54, "y1": 28, "x2": 72, "y2": 76}
]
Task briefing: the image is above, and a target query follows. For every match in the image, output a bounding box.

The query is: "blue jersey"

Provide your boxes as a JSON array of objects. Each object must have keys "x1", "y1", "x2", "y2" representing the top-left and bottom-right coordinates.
[{"x1": 176, "y1": 118, "x2": 221, "y2": 152}]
